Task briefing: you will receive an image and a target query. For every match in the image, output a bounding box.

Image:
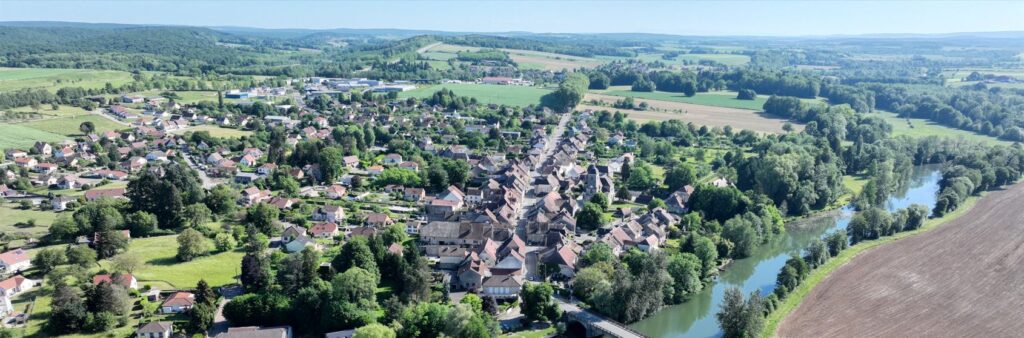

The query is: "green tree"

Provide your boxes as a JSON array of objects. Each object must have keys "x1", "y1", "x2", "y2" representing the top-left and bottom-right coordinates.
[
  {"x1": 184, "y1": 203, "x2": 212, "y2": 228},
  {"x1": 110, "y1": 253, "x2": 144, "y2": 274},
  {"x1": 177, "y1": 228, "x2": 210, "y2": 262},
  {"x1": 94, "y1": 229, "x2": 128, "y2": 259},
  {"x1": 520, "y1": 282, "x2": 560, "y2": 323},
  {"x1": 33, "y1": 248, "x2": 66, "y2": 274},
  {"x1": 205, "y1": 184, "x2": 238, "y2": 216},
  {"x1": 664, "y1": 164, "x2": 697, "y2": 192},
  {"x1": 188, "y1": 303, "x2": 215, "y2": 333},
  {"x1": 125, "y1": 211, "x2": 157, "y2": 237},
  {"x1": 319, "y1": 146, "x2": 345, "y2": 184},
  {"x1": 575, "y1": 202, "x2": 609, "y2": 231},
  {"x1": 246, "y1": 203, "x2": 280, "y2": 236},
  {"x1": 51, "y1": 284, "x2": 88, "y2": 333},
  {"x1": 214, "y1": 233, "x2": 237, "y2": 252},
  {"x1": 66, "y1": 245, "x2": 97, "y2": 266},
  {"x1": 332, "y1": 238, "x2": 380, "y2": 283},
  {"x1": 78, "y1": 121, "x2": 95, "y2": 135},
  {"x1": 666, "y1": 252, "x2": 703, "y2": 302},
  {"x1": 572, "y1": 267, "x2": 610, "y2": 302},
  {"x1": 354, "y1": 323, "x2": 396, "y2": 338}
]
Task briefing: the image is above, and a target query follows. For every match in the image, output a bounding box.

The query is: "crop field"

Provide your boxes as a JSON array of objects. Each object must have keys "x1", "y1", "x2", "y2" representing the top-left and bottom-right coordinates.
[
  {"x1": 593, "y1": 87, "x2": 769, "y2": 110},
  {"x1": 418, "y1": 43, "x2": 606, "y2": 71},
  {"x1": 398, "y1": 83, "x2": 551, "y2": 107},
  {"x1": 0, "y1": 123, "x2": 67, "y2": 149},
  {"x1": 581, "y1": 93, "x2": 799, "y2": 134},
  {"x1": 878, "y1": 111, "x2": 1012, "y2": 146},
  {"x1": 171, "y1": 125, "x2": 254, "y2": 138},
  {"x1": 99, "y1": 235, "x2": 244, "y2": 288},
  {"x1": 19, "y1": 114, "x2": 125, "y2": 136},
  {"x1": 501, "y1": 49, "x2": 606, "y2": 71},
  {"x1": 0, "y1": 67, "x2": 134, "y2": 92},
  {"x1": 778, "y1": 181, "x2": 1024, "y2": 338}
]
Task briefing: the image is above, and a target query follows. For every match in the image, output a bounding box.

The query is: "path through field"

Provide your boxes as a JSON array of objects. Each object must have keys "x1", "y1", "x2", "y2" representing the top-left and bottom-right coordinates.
[{"x1": 779, "y1": 181, "x2": 1024, "y2": 338}]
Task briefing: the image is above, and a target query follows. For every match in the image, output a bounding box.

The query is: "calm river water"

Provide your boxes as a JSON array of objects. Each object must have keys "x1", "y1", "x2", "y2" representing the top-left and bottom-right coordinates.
[{"x1": 630, "y1": 165, "x2": 942, "y2": 338}]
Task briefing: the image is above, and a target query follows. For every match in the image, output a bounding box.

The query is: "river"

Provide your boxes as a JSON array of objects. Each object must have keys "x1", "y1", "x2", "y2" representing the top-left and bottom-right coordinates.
[{"x1": 629, "y1": 165, "x2": 943, "y2": 338}]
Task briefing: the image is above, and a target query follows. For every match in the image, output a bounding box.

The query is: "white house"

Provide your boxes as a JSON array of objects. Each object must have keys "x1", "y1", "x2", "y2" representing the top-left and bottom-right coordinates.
[
  {"x1": 161, "y1": 292, "x2": 195, "y2": 314},
  {"x1": 0, "y1": 249, "x2": 31, "y2": 274}
]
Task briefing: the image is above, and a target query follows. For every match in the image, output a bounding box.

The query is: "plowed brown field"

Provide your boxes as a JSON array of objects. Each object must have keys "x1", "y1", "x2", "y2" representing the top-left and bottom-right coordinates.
[{"x1": 778, "y1": 181, "x2": 1024, "y2": 338}]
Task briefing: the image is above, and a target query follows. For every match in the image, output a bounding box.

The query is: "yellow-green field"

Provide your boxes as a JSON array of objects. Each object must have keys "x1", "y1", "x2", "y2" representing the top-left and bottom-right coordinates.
[
  {"x1": 0, "y1": 67, "x2": 135, "y2": 92},
  {"x1": 18, "y1": 114, "x2": 125, "y2": 137},
  {"x1": 99, "y1": 235, "x2": 244, "y2": 288},
  {"x1": 878, "y1": 111, "x2": 1012, "y2": 146},
  {"x1": 0, "y1": 124, "x2": 67, "y2": 149},
  {"x1": 399, "y1": 83, "x2": 551, "y2": 107},
  {"x1": 172, "y1": 125, "x2": 254, "y2": 138}
]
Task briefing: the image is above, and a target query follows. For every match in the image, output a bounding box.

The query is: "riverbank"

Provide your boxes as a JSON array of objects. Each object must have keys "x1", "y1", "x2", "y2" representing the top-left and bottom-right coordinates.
[{"x1": 762, "y1": 191, "x2": 984, "y2": 337}]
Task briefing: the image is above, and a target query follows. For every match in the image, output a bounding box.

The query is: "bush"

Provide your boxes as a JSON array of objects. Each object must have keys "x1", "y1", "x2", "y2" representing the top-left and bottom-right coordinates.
[{"x1": 737, "y1": 89, "x2": 757, "y2": 100}]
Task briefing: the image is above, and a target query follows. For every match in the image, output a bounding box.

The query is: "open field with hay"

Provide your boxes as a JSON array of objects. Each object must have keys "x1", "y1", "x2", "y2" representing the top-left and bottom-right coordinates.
[
  {"x1": 581, "y1": 93, "x2": 799, "y2": 133},
  {"x1": 0, "y1": 67, "x2": 134, "y2": 92}
]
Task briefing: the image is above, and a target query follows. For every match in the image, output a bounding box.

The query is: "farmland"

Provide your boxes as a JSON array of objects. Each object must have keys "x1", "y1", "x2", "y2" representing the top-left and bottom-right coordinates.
[
  {"x1": 581, "y1": 93, "x2": 800, "y2": 133},
  {"x1": 0, "y1": 67, "x2": 134, "y2": 92},
  {"x1": 398, "y1": 83, "x2": 551, "y2": 107},
  {"x1": 593, "y1": 87, "x2": 769, "y2": 110},
  {"x1": 501, "y1": 48, "x2": 606, "y2": 71},
  {"x1": 778, "y1": 181, "x2": 1024, "y2": 338},
  {"x1": 0, "y1": 123, "x2": 67, "y2": 149}
]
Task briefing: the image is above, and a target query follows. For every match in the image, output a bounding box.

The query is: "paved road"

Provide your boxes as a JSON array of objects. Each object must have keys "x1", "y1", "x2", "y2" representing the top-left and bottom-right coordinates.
[
  {"x1": 514, "y1": 111, "x2": 572, "y2": 237},
  {"x1": 183, "y1": 154, "x2": 220, "y2": 189}
]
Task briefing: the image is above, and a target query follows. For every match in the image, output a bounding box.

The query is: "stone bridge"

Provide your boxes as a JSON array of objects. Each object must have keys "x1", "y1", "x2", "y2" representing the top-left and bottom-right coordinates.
[{"x1": 557, "y1": 297, "x2": 648, "y2": 338}]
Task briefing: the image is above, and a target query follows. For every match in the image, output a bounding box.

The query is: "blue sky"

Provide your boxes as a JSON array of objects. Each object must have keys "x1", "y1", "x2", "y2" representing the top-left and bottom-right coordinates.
[{"x1": 0, "y1": 1, "x2": 1021, "y2": 36}]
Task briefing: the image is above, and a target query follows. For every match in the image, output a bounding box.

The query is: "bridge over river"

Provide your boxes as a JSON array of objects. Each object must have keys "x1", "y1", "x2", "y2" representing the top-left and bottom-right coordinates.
[{"x1": 556, "y1": 297, "x2": 648, "y2": 338}]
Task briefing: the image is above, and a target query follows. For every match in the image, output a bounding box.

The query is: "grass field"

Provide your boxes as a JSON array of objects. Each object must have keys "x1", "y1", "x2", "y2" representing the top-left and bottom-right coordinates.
[
  {"x1": 398, "y1": 83, "x2": 551, "y2": 107},
  {"x1": 0, "y1": 67, "x2": 134, "y2": 92},
  {"x1": 99, "y1": 235, "x2": 244, "y2": 288},
  {"x1": 636, "y1": 53, "x2": 751, "y2": 66},
  {"x1": 878, "y1": 111, "x2": 1012, "y2": 146},
  {"x1": 19, "y1": 114, "x2": 125, "y2": 136},
  {"x1": 0, "y1": 124, "x2": 67, "y2": 149},
  {"x1": 593, "y1": 87, "x2": 768, "y2": 110},
  {"x1": 0, "y1": 202, "x2": 60, "y2": 241},
  {"x1": 172, "y1": 125, "x2": 254, "y2": 139}
]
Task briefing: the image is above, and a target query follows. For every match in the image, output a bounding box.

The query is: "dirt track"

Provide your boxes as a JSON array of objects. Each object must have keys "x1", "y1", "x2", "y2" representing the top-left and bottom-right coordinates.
[{"x1": 778, "y1": 181, "x2": 1024, "y2": 338}]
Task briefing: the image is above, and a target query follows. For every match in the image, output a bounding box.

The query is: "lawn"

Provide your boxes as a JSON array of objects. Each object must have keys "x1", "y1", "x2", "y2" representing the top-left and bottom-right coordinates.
[
  {"x1": 502, "y1": 326, "x2": 556, "y2": 338},
  {"x1": 877, "y1": 111, "x2": 1012, "y2": 146},
  {"x1": 6, "y1": 104, "x2": 93, "y2": 119},
  {"x1": 595, "y1": 87, "x2": 768, "y2": 111},
  {"x1": 19, "y1": 114, "x2": 125, "y2": 136},
  {"x1": 762, "y1": 193, "x2": 984, "y2": 337},
  {"x1": 99, "y1": 235, "x2": 244, "y2": 288},
  {"x1": 0, "y1": 67, "x2": 135, "y2": 92},
  {"x1": 398, "y1": 83, "x2": 551, "y2": 107},
  {"x1": 172, "y1": 125, "x2": 254, "y2": 139},
  {"x1": 0, "y1": 202, "x2": 60, "y2": 240},
  {"x1": 0, "y1": 124, "x2": 66, "y2": 149}
]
